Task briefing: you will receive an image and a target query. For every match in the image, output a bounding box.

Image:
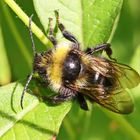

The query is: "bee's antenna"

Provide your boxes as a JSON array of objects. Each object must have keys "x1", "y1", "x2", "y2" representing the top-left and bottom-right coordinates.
[
  {"x1": 29, "y1": 14, "x2": 36, "y2": 56},
  {"x1": 20, "y1": 72, "x2": 34, "y2": 109}
]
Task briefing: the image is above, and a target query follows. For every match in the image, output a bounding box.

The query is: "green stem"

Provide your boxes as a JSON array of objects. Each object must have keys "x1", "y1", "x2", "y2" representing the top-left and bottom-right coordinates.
[
  {"x1": 105, "y1": 110, "x2": 140, "y2": 140},
  {"x1": 1, "y1": 1, "x2": 31, "y2": 67},
  {"x1": 4, "y1": 0, "x2": 53, "y2": 47}
]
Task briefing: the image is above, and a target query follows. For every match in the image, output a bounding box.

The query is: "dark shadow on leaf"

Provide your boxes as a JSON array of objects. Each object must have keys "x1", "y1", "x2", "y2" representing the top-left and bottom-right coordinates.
[
  {"x1": 24, "y1": 79, "x2": 70, "y2": 108},
  {"x1": 7, "y1": 79, "x2": 71, "y2": 136},
  {"x1": 10, "y1": 79, "x2": 56, "y2": 111},
  {"x1": 10, "y1": 82, "x2": 19, "y2": 113},
  {"x1": 0, "y1": 110, "x2": 57, "y2": 136},
  {"x1": 7, "y1": 79, "x2": 63, "y2": 136}
]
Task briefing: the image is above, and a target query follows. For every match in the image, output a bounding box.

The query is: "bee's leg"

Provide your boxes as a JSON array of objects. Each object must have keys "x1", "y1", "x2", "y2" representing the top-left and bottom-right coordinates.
[
  {"x1": 86, "y1": 43, "x2": 116, "y2": 61},
  {"x1": 85, "y1": 43, "x2": 111, "y2": 54},
  {"x1": 54, "y1": 10, "x2": 79, "y2": 49},
  {"x1": 58, "y1": 23, "x2": 79, "y2": 49},
  {"x1": 77, "y1": 93, "x2": 88, "y2": 111},
  {"x1": 47, "y1": 94, "x2": 74, "y2": 104},
  {"x1": 42, "y1": 87, "x2": 76, "y2": 104},
  {"x1": 46, "y1": 18, "x2": 57, "y2": 46}
]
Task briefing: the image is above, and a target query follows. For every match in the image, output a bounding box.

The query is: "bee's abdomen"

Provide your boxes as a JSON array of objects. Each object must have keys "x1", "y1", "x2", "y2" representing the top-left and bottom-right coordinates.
[{"x1": 89, "y1": 72, "x2": 113, "y2": 87}]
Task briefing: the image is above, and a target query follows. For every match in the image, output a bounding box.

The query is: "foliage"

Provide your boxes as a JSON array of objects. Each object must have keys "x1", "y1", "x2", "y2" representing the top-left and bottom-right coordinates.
[{"x1": 0, "y1": 0, "x2": 140, "y2": 140}]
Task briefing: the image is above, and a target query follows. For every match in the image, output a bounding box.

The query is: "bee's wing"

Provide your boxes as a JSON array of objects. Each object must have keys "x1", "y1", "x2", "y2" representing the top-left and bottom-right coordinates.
[
  {"x1": 79, "y1": 86, "x2": 134, "y2": 114},
  {"x1": 108, "y1": 61, "x2": 140, "y2": 89},
  {"x1": 89, "y1": 57, "x2": 140, "y2": 89},
  {"x1": 70, "y1": 57, "x2": 140, "y2": 114}
]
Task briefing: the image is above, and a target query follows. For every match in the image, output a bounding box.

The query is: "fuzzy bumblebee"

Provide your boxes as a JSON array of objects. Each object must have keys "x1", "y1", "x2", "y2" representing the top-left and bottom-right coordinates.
[{"x1": 21, "y1": 11, "x2": 140, "y2": 114}]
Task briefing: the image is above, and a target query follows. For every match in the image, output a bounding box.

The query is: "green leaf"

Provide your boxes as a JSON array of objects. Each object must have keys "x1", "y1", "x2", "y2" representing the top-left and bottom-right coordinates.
[
  {"x1": 0, "y1": 24, "x2": 11, "y2": 85},
  {"x1": 33, "y1": 0, "x2": 123, "y2": 49},
  {"x1": 0, "y1": 80, "x2": 72, "y2": 139},
  {"x1": 1, "y1": 0, "x2": 124, "y2": 139},
  {"x1": 131, "y1": 44, "x2": 140, "y2": 99}
]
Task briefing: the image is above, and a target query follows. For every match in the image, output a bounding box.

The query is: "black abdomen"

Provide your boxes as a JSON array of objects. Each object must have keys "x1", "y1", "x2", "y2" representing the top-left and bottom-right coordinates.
[{"x1": 89, "y1": 72, "x2": 113, "y2": 87}]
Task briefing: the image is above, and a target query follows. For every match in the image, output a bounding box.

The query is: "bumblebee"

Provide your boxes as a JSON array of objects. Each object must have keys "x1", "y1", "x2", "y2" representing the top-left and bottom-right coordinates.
[{"x1": 21, "y1": 11, "x2": 140, "y2": 114}]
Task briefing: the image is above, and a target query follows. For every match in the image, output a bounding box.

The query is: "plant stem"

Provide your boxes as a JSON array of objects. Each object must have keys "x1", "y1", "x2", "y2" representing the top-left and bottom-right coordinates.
[
  {"x1": 1, "y1": 1, "x2": 31, "y2": 67},
  {"x1": 4, "y1": 0, "x2": 53, "y2": 47}
]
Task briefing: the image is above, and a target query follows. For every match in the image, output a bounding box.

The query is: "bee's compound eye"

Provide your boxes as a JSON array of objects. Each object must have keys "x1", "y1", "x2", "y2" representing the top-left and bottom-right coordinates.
[{"x1": 63, "y1": 51, "x2": 81, "y2": 83}]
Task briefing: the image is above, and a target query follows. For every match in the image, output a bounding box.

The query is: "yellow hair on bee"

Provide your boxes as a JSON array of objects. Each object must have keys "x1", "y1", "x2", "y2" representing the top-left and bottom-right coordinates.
[
  {"x1": 47, "y1": 42, "x2": 71, "y2": 91},
  {"x1": 75, "y1": 76, "x2": 88, "y2": 88},
  {"x1": 81, "y1": 53, "x2": 109, "y2": 76},
  {"x1": 81, "y1": 52, "x2": 92, "y2": 65}
]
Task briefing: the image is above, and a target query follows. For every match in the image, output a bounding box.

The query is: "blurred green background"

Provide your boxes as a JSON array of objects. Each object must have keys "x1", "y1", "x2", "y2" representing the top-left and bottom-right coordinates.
[{"x1": 0, "y1": 0, "x2": 140, "y2": 140}]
